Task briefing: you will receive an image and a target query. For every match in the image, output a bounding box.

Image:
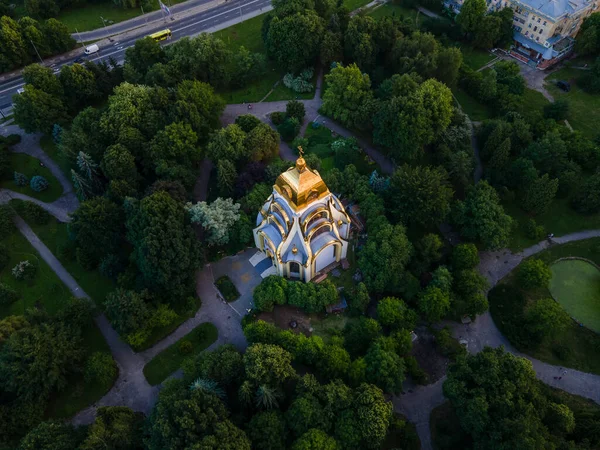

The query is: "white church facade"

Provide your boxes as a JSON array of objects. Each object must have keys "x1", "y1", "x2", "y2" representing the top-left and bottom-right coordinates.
[{"x1": 252, "y1": 151, "x2": 350, "y2": 282}]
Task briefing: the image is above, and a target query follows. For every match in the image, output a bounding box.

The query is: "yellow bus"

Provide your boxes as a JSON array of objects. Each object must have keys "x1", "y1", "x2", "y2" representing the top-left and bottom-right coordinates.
[{"x1": 148, "y1": 29, "x2": 172, "y2": 42}]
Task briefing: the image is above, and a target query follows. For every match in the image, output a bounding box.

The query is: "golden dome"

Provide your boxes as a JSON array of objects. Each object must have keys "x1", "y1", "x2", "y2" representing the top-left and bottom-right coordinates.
[{"x1": 274, "y1": 147, "x2": 329, "y2": 210}]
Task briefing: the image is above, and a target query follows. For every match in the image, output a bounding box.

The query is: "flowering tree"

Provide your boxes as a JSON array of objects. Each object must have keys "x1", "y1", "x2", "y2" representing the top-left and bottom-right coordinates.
[{"x1": 187, "y1": 198, "x2": 241, "y2": 246}]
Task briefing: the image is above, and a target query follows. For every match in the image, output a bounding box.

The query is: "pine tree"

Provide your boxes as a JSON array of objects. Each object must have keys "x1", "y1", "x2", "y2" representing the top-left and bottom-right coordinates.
[{"x1": 71, "y1": 169, "x2": 92, "y2": 201}]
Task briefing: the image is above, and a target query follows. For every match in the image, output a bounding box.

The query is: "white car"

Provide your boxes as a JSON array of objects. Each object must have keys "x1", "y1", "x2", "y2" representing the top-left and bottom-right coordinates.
[{"x1": 16, "y1": 88, "x2": 25, "y2": 94}]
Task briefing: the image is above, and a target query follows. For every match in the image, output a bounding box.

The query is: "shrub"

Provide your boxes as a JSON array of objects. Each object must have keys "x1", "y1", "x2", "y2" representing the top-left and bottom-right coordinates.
[
  {"x1": 286, "y1": 100, "x2": 306, "y2": 122},
  {"x1": 99, "y1": 254, "x2": 124, "y2": 280},
  {"x1": 30, "y1": 175, "x2": 49, "y2": 192},
  {"x1": 270, "y1": 111, "x2": 286, "y2": 126},
  {"x1": 405, "y1": 355, "x2": 429, "y2": 385},
  {"x1": 179, "y1": 340, "x2": 193, "y2": 354},
  {"x1": 524, "y1": 219, "x2": 546, "y2": 241},
  {"x1": 0, "y1": 204, "x2": 14, "y2": 236},
  {"x1": 450, "y1": 243, "x2": 479, "y2": 270},
  {"x1": 5, "y1": 134, "x2": 21, "y2": 146},
  {"x1": 543, "y1": 99, "x2": 570, "y2": 121},
  {"x1": 283, "y1": 70, "x2": 314, "y2": 93},
  {"x1": 434, "y1": 327, "x2": 466, "y2": 360},
  {"x1": 84, "y1": 352, "x2": 117, "y2": 386},
  {"x1": 19, "y1": 201, "x2": 50, "y2": 225},
  {"x1": 518, "y1": 259, "x2": 552, "y2": 290},
  {"x1": 215, "y1": 276, "x2": 240, "y2": 302},
  {"x1": 14, "y1": 172, "x2": 28, "y2": 186},
  {"x1": 0, "y1": 243, "x2": 9, "y2": 270},
  {"x1": 0, "y1": 283, "x2": 19, "y2": 306},
  {"x1": 12, "y1": 260, "x2": 36, "y2": 281},
  {"x1": 277, "y1": 117, "x2": 300, "y2": 142}
]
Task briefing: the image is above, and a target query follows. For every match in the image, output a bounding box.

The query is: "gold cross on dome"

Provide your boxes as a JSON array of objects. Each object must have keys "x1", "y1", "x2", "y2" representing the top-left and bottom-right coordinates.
[{"x1": 297, "y1": 146, "x2": 304, "y2": 156}]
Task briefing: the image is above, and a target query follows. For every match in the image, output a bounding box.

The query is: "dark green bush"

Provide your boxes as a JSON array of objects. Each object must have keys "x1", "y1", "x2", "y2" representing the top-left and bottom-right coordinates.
[
  {"x1": 215, "y1": 276, "x2": 240, "y2": 302},
  {"x1": 404, "y1": 355, "x2": 429, "y2": 385},
  {"x1": 270, "y1": 111, "x2": 286, "y2": 126},
  {"x1": 0, "y1": 283, "x2": 19, "y2": 306}
]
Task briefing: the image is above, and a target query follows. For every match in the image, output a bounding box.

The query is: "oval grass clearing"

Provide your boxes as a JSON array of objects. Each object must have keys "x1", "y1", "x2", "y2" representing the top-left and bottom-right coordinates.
[{"x1": 549, "y1": 259, "x2": 600, "y2": 333}]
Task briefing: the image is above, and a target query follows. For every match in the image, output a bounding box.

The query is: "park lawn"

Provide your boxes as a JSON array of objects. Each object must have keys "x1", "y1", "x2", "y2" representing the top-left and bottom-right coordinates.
[
  {"x1": 489, "y1": 239, "x2": 600, "y2": 375},
  {"x1": 368, "y1": 2, "x2": 418, "y2": 21},
  {"x1": 452, "y1": 88, "x2": 493, "y2": 121},
  {"x1": 218, "y1": 69, "x2": 281, "y2": 103},
  {"x1": 47, "y1": 322, "x2": 117, "y2": 418},
  {"x1": 213, "y1": 13, "x2": 266, "y2": 53},
  {"x1": 9, "y1": 200, "x2": 117, "y2": 307},
  {"x1": 0, "y1": 227, "x2": 72, "y2": 318},
  {"x1": 458, "y1": 45, "x2": 496, "y2": 71},
  {"x1": 40, "y1": 135, "x2": 73, "y2": 187},
  {"x1": 549, "y1": 259, "x2": 600, "y2": 332},
  {"x1": 344, "y1": 0, "x2": 375, "y2": 11},
  {"x1": 546, "y1": 67, "x2": 600, "y2": 140},
  {"x1": 0, "y1": 152, "x2": 64, "y2": 203},
  {"x1": 504, "y1": 196, "x2": 600, "y2": 251},
  {"x1": 519, "y1": 87, "x2": 551, "y2": 120},
  {"x1": 310, "y1": 314, "x2": 357, "y2": 344},
  {"x1": 143, "y1": 322, "x2": 218, "y2": 385}
]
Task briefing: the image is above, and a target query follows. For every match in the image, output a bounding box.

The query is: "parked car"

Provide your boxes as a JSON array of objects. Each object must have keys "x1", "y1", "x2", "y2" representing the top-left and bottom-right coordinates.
[{"x1": 556, "y1": 80, "x2": 571, "y2": 92}]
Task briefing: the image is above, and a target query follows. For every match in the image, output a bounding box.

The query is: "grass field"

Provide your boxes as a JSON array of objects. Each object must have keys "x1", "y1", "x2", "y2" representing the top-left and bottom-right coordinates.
[
  {"x1": 489, "y1": 237, "x2": 600, "y2": 375},
  {"x1": 0, "y1": 153, "x2": 64, "y2": 203},
  {"x1": 40, "y1": 136, "x2": 73, "y2": 187},
  {"x1": 504, "y1": 196, "x2": 600, "y2": 251},
  {"x1": 9, "y1": 200, "x2": 116, "y2": 308},
  {"x1": 368, "y1": 3, "x2": 418, "y2": 21},
  {"x1": 0, "y1": 222, "x2": 115, "y2": 419},
  {"x1": 546, "y1": 67, "x2": 600, "y2": 140},
  {"x1": 549, "y1": 259, "x2": 600, "y2": 332},
  {"x1": 519, "y1": 87, "x2": 551, "y2": 120},
  {"x1": 143, "y1": 322, "x2": 218, "y2": 385},
  {"x1": 0, "y1": 227, "x2": 72, "y2": 318},
  {"x1": 457, "y1": 46, "x2": 496, "y2": 70},
  {"x1": 452, "y1": 88, "x2": 493, "y2": 121}
]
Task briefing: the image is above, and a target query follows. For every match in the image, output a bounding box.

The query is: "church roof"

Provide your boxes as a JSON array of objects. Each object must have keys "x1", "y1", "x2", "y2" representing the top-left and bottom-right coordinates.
[{"x1": 274, "y1": 150, "x2": 329, "y2": 210}]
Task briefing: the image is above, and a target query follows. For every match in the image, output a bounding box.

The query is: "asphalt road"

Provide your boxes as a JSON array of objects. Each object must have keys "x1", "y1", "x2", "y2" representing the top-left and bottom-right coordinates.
[{"x1": 0, "y1": 0, "x2": 271, "y2": 112}]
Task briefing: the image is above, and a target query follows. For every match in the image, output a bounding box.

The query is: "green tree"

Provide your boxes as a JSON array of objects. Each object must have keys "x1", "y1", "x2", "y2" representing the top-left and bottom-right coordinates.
[
  {"x1": 206, "y1": 124, "x2": 248, "y2": 165},
  {"x1": 23, "y1": 63, "x2": 62, "y2": 96},
  {"x1": 435, "y1": 47, "x2": 463, "y2": 86},
  {"x1": 43, "y1": 18, "x2": 74, "y2": 53},
  {"x1": 286, "y1": 100, "x2": 306, "y2": 122},
  {"x1": 266, "y1": 11, "x2": 325, "y2": 72},
  {"x1": 343, "y1": 317, "x2": 381, "y2": 357},
  {"x1": 321, "y1": 63, "x2": 374, "y2": 130},
  {"x1": 376, "y1": 297, "x2": 417, "y2": 330},
  {"x1": 518, "y1": 259, "x2": 552, "y2": 290},
  {"x1": 418, "y1": 286, "x2": 451, "y2": 322},
  {"x1": 246, "y1": 123, "x2": 280, "y2": 161},
  {"x1": 320, "y1": 31, "x2": 343, "y2": 67},
  {"x1": 443, "y1": 347, "x2": 553, "y2": 448},
  {"x1": 101, "y1": 144, "x2": 138, "y2": 182},
  {"x1": 521, "y1": 174, "x2": 559, "y2": 215},
  {"x1": 150, "y1": 122, "x2": 201, "y2": 187},
  {"x1": 317, "y1": 344, "x2": 351, "y2": 380},
  {"x1": 572, "y1": 171, "x2": 600, "y2": 213},
  {"x1": 13, "y1": 85, "x2": 68, "y2": 134},
  {"x1": 450, "y1": 243, "x2": 479, "y2": 270},
  {"x1": 104, "y1": 289, "x2": 151, "y2": 336},
  {"x1": 347, "y1": 282, "x2": 370, "y2": 316},
  {"x1": 0, "y1": 16, "x2": 27, "y2": 71},
  {"x1": 452, "y1": 181, "x2": 513, "y2": 250},
  {"x1": 244, "y1": 343, "x2": 296, "y2": 387},
  {"x1": 253, "y1": 276, "x2": 287, "y2": 312},
  {"x1": 358, "y1": 220, "x2": 412, "y2": 293},
  {"x1": 286, "y1": 394, "x2": 327, "y2": 438},
  {"x1": 292, "y1": 429, "x2": 338, "y2": 450},
  {"x1": 18, "y1": 422, "x2": 80, "y2": 450},
  {"x1": 59, "y1": 63, "x2": 98, "y2": 112},
  {"x1": 124, "y1": 37, "x2": 166, "y2": 83},
  {"x1": 334, "y1": 383, "x2": 392, "y2": 449},
  {"x1": 389, "y1": 165, "x2": 453, "y2": 227},
  {"x1": 457, "y1": 0, "x2": 487, "y2": 35},
  {"x1": 235, "y1": 114, "x2": 262, "y2": 132},
  {"x1": 217, "y1": 159, "x2": 237, "y2": 197},
  {"x1": 364, "y1": 343, "x2": 405, "y2": 393},
  {"x1": 126, "y1": 192, "x2": 200, "y2": 301},
  {"x1": 184, "y1": 344, "x2": 244, "y2": 388},
  {"x1": 69, "y1": 197, "x2": 124, "y2": 266},
  {"x1": 79, "y1": 406, "x2": 144, "y2": 450},
  {"x1": 545, "y1": 403, "x2": 575, "y2": 434},
  {"x1": 187, "y1": 198, "x2": 241, "y2": 246},
  {"x1": 0, "y1": 321, "x2": 84, "y2": 401},
  {"x1": 576, "y1": 12, "x2": 600, "y2": 55},
  {"x1": 247, "y1": 411, "x2": 288, "y2": 450},
  {"x1": 145, "y1": 379, "x2": 250, "y2": 450},
  {"x1": 173, "y1": 79, "x2": 225, "y2": 139}
]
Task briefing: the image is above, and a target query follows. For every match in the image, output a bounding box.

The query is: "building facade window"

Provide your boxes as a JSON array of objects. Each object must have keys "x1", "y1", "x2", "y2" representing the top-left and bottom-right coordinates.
[
  {"x1": 534, "y1": 25, "x2": 537, "y2": 31},
  {"x1": 537, "y1": 17, "x2": 541, "y2": 22},
  {"x1": 525, "y1": 30, "x2": 529, "y2": 36},
  {"x1": 539, "y1": 28, "x2": 543, "y2": 33},
  {"x1": 529, "y1": 22, "x2": 532, "y2": 27},
  {"x1": 543, "y1": 20, "x2": 547, "y2": 25}
]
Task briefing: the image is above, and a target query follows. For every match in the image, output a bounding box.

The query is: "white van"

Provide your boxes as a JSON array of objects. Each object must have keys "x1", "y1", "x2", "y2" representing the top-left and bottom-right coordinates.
[{"x1": 84, "y1": 44, "x2": 99, "y2": 55}]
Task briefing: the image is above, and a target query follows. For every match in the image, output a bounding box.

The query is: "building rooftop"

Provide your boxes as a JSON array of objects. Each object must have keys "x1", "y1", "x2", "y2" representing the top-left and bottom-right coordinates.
[{"x1": 513, "y1": 0, "x2": 589, "y2": 19}]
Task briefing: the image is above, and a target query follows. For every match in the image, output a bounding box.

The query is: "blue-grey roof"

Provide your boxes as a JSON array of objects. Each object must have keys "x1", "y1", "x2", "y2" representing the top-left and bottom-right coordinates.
[
  {"x1": 512, "y1": 0, "x2": 588, "y2": 19},
  {"x1": 514, "y1": 31, "x2": 548, "y2": 54},
  {"x1": 309, "y1": 231, "x2": 338, "y2": 255},
  {"x1": 261, "y1": 223, "x2": 282, "y2": 249},
  {"x1": 282, "y1": 232, "x2": 308, "y2": 265}
]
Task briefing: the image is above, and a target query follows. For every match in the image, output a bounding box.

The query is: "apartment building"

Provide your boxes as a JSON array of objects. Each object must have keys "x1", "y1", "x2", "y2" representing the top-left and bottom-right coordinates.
[{"x1": 444, "y1": 0, "x2": 599, "y2": 69}]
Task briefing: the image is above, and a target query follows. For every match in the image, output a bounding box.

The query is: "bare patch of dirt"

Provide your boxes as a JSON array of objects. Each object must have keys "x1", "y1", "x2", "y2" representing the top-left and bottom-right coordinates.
[
  {"x1": 256, "y1": 305, "x2": 312, "y2": 335},
  {"x1": 409, "y1": 326, "x2": 450, "y2": 384}
]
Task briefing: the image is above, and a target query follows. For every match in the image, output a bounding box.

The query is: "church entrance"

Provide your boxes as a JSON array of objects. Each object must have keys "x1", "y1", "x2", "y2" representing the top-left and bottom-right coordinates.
[{"x1": 289, "y1": 262, "x2": 300, "y2": 278}]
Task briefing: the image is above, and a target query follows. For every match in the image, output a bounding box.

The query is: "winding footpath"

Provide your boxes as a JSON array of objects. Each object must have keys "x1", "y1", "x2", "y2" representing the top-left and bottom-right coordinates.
[{"x1": 3, "y1": 100, "x2": 600, "y2": 448}]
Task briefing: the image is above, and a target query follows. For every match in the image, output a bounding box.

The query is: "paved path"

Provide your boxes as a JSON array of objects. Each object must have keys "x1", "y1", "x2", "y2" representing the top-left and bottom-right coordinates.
[
  {"x1": 0, "y1": 124, "x2": 78, "y2": 222},
  {"x1": 399, "y1": 229, "x2": 600, "y2": 450}
]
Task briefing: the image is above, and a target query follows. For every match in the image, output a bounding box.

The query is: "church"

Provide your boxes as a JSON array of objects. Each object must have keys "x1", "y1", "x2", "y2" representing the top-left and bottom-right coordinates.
[{"x1": 253, "y1": 150, "x2": 350, "y2": 282}]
